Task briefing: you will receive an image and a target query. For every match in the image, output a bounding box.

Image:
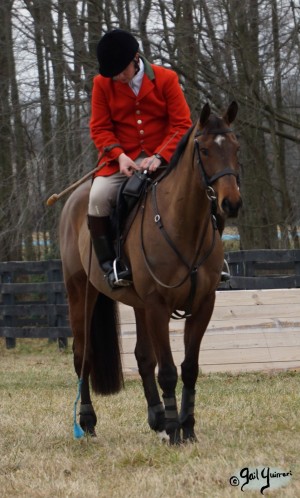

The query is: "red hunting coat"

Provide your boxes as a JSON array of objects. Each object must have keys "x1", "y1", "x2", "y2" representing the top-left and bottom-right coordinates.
[{"x1": 90, "y1": 57, "x2": 192, "y2": 176}]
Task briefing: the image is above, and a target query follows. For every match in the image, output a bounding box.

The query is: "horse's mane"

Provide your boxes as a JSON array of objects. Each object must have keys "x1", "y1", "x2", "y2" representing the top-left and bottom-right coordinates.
[{"x1": 166, "y1": 123, "x2": 196, "y2": 173}]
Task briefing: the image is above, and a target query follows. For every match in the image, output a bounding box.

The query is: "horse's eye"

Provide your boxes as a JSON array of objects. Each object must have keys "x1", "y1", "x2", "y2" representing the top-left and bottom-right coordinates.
[{"x1": 200, "y1": 148, "x2": 208, "y2": 157}]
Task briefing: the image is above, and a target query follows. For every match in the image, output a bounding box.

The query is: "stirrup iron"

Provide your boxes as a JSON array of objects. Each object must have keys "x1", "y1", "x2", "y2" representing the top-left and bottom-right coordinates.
[
  {"x1": 111, "y1": 258, "x2": 132, "y2": 287},
  {"x1": 221, "y1": 259, "x2": 230, "y2": 282}
]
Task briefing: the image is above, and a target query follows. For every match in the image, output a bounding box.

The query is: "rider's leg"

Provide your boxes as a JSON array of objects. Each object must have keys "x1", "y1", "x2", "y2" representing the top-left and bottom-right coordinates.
[{"x1": 88, "y1": 174, "x2": 131, "y2": 288}]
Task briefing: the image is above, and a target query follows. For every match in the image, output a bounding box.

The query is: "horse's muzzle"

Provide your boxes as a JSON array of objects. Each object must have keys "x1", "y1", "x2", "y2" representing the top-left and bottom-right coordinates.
[{"x1": 221, "y1": 197, "x2": 243, "y2": 218}]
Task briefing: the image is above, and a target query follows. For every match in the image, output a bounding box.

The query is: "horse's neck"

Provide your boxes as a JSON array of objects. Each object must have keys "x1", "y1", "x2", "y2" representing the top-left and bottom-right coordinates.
[{"x1": 158, "y1": 145, "x2": 211, "y2": 244}]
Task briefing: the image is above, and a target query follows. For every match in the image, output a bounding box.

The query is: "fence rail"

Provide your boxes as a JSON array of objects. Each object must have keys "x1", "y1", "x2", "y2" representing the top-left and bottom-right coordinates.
[
  {"x1": 224, "y1": 249, "x2": 300, "y2": 290},
  {"x1": 1, "y1": 250, "x2": 300, "y2": 349}
]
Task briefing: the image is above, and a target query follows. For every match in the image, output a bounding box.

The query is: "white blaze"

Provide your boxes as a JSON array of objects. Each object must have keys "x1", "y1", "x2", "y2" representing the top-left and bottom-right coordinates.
[{"x1": 215, "y1": 135, "x2": 225, "y2": 146}]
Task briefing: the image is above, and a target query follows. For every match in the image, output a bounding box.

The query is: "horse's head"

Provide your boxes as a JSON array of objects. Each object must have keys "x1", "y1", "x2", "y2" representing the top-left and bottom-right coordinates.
[{"x1": 194, "y1": 101, "x2": 242, "y2": 220}]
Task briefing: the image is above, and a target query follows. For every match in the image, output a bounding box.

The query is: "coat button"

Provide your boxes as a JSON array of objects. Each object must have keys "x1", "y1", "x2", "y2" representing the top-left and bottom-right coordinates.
[
  {"x1": 136, "y1": 110, "x2": 141, "y2": 115},
  {"x1": 137, "y1": 119, "x2": 142, "y2": 125},
  {"x1": 139, "y1": 130, "x2": 144, "y2": 135}
]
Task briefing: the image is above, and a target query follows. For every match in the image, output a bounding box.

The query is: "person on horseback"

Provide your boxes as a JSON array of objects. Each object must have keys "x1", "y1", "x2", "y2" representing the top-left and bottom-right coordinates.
[{"x1": 88, "y1": 28, "x2": 192, "y2": 288}]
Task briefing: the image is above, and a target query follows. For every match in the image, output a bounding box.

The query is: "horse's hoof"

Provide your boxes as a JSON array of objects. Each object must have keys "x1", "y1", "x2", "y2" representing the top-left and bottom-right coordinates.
[
  {"x1": 80, "y1": 425, "x2": 97, "y2": 437},
  {"x1": 182, "y1": 424, "x2": 198, "y2": 443},
  {"x1": 168, "y1": 428, "x2": 182, "y2": 445},
  {"x1": 157, "y1": 430, "x2": 169, "y2": 443},
  {"x1": 88, "y1": 431, "x2": 98, "y2": 441},
  {"x1": 148, "y1": 403, "x2": 165, "y2": 432},
  {"x1": 87, "y1": 429, "x2": 97, "y2": 438},
  {"x1": 182, "y1": 430, "x2": 198, "y2": 443}
]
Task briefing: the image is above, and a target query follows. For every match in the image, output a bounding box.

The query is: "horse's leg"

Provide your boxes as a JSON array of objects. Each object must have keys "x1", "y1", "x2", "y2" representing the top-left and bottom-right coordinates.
[
  {"x1": 145, "y1": 301, "x2": 181, "y2": 445},
  {"x1": 66, "y1": 270, "x2": 98, "y2": 436},
  {"x1": 134, "y1": 308, "x2": 166, "y2": 438},
  {"x1": 180, "y1": 293, "x2": 216, "y2": 442}
]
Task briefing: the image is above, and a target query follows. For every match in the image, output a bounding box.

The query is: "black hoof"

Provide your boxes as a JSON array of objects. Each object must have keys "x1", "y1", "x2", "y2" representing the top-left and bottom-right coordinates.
[
  {"x1": 168, "y1": 428, "x2": 182, "y2": 445},
  {"x1": 148, "y1": 403, "x2": 165, "y2": 432},
  {"x1": 79, "y1": 404, "x2": 97, "y2": 436},
  {"x1": 182, "y1": 427, "x2": 198, "y2": 443},
  {"x1": 84, "y1": 426, "x2": 97, "y2": 437}
]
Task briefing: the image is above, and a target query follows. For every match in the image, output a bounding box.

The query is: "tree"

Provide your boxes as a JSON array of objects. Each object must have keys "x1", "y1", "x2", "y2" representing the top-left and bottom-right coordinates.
[{"x1": 0, "y1": 0, "x2": 299, "y2": 262}]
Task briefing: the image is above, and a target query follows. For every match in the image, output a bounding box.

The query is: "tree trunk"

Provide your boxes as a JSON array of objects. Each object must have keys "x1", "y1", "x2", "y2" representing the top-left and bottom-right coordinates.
[{"x1": 232, "y1": 0, "x2": 278, "y2": 249}]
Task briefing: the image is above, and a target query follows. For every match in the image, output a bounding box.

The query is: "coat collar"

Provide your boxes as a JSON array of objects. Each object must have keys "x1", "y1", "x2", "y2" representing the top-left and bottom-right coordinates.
[{"x1": 141, "y1": 56, "x2": 155, "y2": 80}]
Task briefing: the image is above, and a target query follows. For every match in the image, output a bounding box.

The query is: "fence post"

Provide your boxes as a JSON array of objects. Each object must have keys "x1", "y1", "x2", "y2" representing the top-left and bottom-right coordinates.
[
  {"x1": 2, "y1": 270, "x2": 16, "y2": 349},
  {"x1": 47, "y1": 261, "x2": 68, "y2": 350}
]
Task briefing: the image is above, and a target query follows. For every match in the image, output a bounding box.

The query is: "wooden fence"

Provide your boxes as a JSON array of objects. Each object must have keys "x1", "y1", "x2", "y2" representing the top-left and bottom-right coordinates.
[
  {"x1": 0, "y1": 260, "x2": 69, "y2": 349},
  {"x1": 1, "y1": 250, "x2": 300, "y2": 350},
  {"x1": 224, "y1": 249, "x2": 300, "y2": 289}
]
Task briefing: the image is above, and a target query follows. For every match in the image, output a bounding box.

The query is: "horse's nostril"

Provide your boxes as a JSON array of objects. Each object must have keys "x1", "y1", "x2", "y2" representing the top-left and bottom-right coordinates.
[
  {"x1": 221, "y1": 198, "x2": 231, "y2": 213},
  {"x1": 221, "y1": 197, "x2": 242, "y2": 217}
]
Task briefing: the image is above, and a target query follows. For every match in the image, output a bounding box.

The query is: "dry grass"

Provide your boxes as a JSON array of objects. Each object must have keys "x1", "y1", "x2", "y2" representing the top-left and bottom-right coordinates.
[{"x1": 1, "y1": 339, "x2": 300, "y2": 498}]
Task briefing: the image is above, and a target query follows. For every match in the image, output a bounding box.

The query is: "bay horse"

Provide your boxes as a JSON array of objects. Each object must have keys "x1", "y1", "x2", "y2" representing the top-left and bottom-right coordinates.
[{"x1": 59, "y1": 101, "x2": 242, "y2": 444}]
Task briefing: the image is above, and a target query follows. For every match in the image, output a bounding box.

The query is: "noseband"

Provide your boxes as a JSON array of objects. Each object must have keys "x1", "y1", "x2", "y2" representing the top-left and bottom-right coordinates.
[{"x1": 194, "y1": 129, "x2": 240, "y2": 190}]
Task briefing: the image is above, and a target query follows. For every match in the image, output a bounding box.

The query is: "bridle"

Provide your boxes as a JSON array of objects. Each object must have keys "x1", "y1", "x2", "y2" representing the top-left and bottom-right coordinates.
[{"x1": 194, "y1": 128, "x2": 240, "y2": 195}]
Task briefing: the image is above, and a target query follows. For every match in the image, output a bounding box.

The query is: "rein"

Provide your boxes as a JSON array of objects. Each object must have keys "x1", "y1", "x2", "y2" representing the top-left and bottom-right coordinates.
[
  {"x1": 140, "y1": 185, "x2": 218, "y2": 319},
  {"x1": 140, "y1": 182, "x2": 217, "y2": 288}
]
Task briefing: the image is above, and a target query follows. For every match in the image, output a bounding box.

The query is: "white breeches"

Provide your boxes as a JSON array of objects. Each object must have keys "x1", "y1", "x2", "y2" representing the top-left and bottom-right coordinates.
[
  {"x1": 88, "y1": 154, "x2": 147, "y2": 217},
  {"x1": 88, "y1": 172, "x2": 125, "y2": 217}
]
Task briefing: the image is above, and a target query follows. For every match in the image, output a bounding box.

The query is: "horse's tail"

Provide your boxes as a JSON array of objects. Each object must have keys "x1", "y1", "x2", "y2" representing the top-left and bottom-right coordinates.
[{"x1": 90, "y1": 292, "x2": 124, "y2": 395}]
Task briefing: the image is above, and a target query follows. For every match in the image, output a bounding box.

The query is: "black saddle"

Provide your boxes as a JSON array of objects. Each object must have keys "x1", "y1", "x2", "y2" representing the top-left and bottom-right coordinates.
[{"x1": 111, "y1": 170, "x2": 151, "y2": 251}]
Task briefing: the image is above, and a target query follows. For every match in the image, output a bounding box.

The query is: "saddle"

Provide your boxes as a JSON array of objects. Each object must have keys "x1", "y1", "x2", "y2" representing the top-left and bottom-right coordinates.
[{"x1": 110, "y1": 170, "x2": 152, "y2": 269}]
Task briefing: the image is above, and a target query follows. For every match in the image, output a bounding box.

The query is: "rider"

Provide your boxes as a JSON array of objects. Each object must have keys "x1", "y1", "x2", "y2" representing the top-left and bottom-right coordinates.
[{"x1": 88, "y1": 29, "x2": 192, "y2": 288}]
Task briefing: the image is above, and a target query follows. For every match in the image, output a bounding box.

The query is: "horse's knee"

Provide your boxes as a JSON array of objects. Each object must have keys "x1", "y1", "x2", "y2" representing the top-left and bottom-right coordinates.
[
  {"x1": 158, "y1": 364, "x2": 178, "y2": 395},
  {"x1": 135, "y1": 353, "x2": 157, "y2": 377}
]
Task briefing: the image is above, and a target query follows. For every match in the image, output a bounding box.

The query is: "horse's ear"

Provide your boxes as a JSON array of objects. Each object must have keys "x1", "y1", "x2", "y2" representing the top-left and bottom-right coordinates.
[
  {"x1": 200, "y1": 102, "x2": 211, "y2": 127},
  {"x1": 224, "y1": 101, "x2": 238, "y2": 124}
]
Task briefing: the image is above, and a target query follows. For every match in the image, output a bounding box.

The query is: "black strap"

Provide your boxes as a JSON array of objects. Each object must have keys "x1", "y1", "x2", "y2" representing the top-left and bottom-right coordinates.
[
  {"x1": 151, "y1": 183, "x2": 190, "y2": 269},
  {"x1": 194, "y1": 128, "x2": 233, "y2": 137},
  {"x1": 140, "y1": 181, "x2": 218, "y2": 318},
  {"x1": 171, "y1": 269, "x2": 197, "y2": 319}
]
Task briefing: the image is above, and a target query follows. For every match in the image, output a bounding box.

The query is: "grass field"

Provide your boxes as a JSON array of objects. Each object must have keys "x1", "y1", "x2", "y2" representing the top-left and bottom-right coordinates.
[{"x1": 1, "y1": 339, "x2": 300, "y2": 497}]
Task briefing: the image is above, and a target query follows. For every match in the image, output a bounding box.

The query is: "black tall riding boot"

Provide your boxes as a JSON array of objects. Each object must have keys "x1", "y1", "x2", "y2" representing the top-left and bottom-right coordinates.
[{"x1": 87, "y1": 215, "x2": 132, "y2": 288}]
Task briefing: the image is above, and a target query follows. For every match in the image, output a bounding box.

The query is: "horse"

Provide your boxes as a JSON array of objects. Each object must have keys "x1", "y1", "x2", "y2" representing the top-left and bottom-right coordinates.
[{"x1": 59, "y1": 101, "x2": 242, "y2": 445}]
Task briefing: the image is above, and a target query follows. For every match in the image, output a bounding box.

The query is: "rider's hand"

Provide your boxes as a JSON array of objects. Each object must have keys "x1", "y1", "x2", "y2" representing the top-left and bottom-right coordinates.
[
  {"x1": 118, "y1": 153, "x2": 140, "y2": 177},
  {"x1": 140, "y1": 155, "x2": 162, "y2": 173}
]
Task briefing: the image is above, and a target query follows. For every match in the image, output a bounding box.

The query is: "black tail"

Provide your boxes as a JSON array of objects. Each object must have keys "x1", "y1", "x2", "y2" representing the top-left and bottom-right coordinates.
[{"x1": 90, "y1": 292, "x2": 124, "y2": 395}]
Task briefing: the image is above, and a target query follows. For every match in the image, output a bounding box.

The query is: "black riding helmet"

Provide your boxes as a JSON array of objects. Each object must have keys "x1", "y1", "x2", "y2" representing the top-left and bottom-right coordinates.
[{"x1": 97, "y1": 29, "x2": 139, "y2": 78}]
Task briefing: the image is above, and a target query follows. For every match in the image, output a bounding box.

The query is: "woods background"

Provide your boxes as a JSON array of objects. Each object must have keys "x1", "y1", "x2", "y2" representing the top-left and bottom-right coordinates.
[{"x1": 0, "y1": 0, "x2": 300, "y2": 262}]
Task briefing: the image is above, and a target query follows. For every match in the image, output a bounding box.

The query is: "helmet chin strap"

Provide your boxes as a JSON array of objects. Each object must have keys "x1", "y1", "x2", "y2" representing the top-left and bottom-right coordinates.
[{"x1": 133, "y1": 56, "x2": 140, "y2": 75}]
